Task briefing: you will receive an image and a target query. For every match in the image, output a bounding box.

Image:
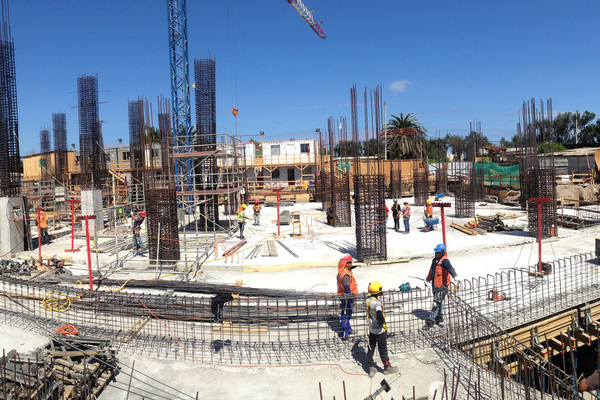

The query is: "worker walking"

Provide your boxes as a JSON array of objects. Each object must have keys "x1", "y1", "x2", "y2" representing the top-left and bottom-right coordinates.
[
  {"x1": 237, "y1": 204, "x2": 250, "y2": 239},
  {"x1": 37, "y1": 210, "x2": 50, "y2": 245},
  {"x1": 366, "y1": 281, "x2": 398, "y2": 377},
  {"x1": 337, "y1": 254, "x2": 358, "y2": 339},
  {"x1": 402, "y1": 201, "x2": 411, "y2": 234},
  {"x1": 391, "y1": 200, "x2": 401, "y2": 232},
  {"x1": 132, "y1": 211, "x2": 147, "y2": 252},
  {"x1": 424, "y1": 244, "x2": 457, "y2": 329},
  {"x1": 252, "y1": 199, "x2": 262, "y2": 226}
]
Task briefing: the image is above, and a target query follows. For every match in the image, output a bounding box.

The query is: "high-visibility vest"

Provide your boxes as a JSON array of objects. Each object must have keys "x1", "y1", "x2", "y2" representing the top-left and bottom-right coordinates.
[
  {"x1": 237, "y1": 208, "x2": 245, "y2": 222},
  {"x1": 337, "y1": 268, "x2": 358, "y2": 294},
  {"x1": 38, "y1": 214, "x2": 48, "y2": 229},
  {"x1": 403, "y1": 204, "x2": 411, "y2": 218},
  {"x1": 429, "y1": 255, "x2": 451, "y2": 288},
  {"x1": 425, "y1": 204, "x2": 433, "y2": 217}
]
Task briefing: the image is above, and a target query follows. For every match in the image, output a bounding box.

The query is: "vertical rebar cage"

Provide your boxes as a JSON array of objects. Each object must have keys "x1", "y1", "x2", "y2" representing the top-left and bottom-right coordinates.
[
  {"x1": 413, "y1": 166, "x2": 429, "y2": 206},
  {"x1": 354, "y1": 175, "x2": 387, "y2": 262},
  {"x1": 52, "y1": 113, "x2": 68, "y2": 185},
  {"x1": 77, "y1": 74, "x2": 106, "y2": 189},
  {"x1": 0, "y1": 23, "x2": 20, "y2": 197}
]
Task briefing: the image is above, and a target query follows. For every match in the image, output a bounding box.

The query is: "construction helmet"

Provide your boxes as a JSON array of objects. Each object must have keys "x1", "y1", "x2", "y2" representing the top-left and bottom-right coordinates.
[
  {"x1": 255, "y1": 199, "x2": 259, "y2": 203},
  {"x1": 340, "y1": 254, "x2": 352, "y2": 264},
  {"x1": 368, "y1": 281, "x2": 383, "y2": 295},
  {"x1": 242, "y1": 204, "x2": 247, "y2": 209},
  {"x1": 434, "y1": 243, "x2": 446, "y2": 253},
  {"x1": 140, "y1": 211, "x2": 146, "y2": 216},
  {"x1": 426, "y1": 199, "x2": 432, "y2": 205}
]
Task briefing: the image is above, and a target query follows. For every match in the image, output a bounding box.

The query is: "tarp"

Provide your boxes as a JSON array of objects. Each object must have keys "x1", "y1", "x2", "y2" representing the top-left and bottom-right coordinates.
[{"x1": 475, "y1": 162, "x2": 520, "y2": 187}]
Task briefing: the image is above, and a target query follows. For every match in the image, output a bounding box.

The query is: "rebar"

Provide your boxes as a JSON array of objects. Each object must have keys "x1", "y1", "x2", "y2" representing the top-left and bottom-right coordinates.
[
  {"x1": 77, "y1": 74, "x2": 106, "y2": 189},
  {"x1": 52, "y1": 112, "x2": 68, "y2": 185},
  {"x1": 0, "y1": 6, "x2": 20, "y2": 197},
  {"x1": 413, "y1": 166, "x2": 429, "y2": 205}
]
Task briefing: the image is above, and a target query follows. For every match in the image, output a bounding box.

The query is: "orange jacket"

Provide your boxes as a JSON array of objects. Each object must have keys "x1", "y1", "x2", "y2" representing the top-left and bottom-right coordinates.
[
  {"x1": 428, "y1": 255, "x2": 451, "y2": 288},
  {"x1": 38, "y1": 213, "x2": 48, "y2": 229},
  {"x1": 425, "y1": 204, "x2": 433, "y2": 217},
  {"x1": 337, "y1": 258, "x2": 358, "y2": 294}
]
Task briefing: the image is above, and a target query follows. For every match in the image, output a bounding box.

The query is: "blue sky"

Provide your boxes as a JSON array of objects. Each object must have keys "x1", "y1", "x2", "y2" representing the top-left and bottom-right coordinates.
[{"x1": 9, "y1": 1, "x2": 600, "y2": 154}]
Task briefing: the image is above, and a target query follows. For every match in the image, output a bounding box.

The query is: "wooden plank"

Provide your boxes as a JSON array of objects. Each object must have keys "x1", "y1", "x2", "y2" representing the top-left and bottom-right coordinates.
[{"x1": 48, "y1": 350, "x2": 98, "y2": 358}]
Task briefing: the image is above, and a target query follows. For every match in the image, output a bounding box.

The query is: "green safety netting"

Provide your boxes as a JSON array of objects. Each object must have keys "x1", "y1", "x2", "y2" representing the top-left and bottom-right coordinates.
[{"x1": 475, "y1": 162, "x2": 520, "y2": 187}]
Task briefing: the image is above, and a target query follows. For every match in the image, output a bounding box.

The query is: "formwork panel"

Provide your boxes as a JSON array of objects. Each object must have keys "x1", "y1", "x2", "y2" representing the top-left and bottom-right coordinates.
[{"x1": 354, "y1": 175, "x2": 386, "y2": 261}]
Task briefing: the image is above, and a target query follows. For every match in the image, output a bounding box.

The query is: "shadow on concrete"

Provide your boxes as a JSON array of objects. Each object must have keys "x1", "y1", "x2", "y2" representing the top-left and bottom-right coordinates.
[{"x1": 412, "y1": 308, "x2": 430, "y2": 321}]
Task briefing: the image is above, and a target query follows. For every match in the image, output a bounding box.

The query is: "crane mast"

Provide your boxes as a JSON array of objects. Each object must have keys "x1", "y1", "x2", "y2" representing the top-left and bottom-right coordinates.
[{"x1": 287, "y1": 0, "x2": 326, "y2": 39}]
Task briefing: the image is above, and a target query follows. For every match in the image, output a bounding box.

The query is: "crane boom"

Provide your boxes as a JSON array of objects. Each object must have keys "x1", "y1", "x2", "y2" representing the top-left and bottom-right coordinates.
[{"x1": 287, "y1": 0, "x2": 326, "y2": 39}]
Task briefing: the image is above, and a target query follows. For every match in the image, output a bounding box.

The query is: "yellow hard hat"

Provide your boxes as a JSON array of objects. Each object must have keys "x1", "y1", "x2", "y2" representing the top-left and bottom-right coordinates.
[
  {"x1": 426, "y1": 199, "x2": 432, "y2": 204},
  {"x1": 368, "y1": 281, "x2": 382, "y2": 295},
  {"x1": 242, "y1": 204, "x2": 247, "y2": 209}
]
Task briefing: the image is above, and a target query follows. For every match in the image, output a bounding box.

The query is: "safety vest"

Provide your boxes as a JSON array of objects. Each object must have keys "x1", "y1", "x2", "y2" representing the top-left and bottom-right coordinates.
[
  {"x1": 38, "y1": 214, "x2": 48, "y2": 229},
  {"x1": 425, "y1": 204, "x2": 433, "y2": 217},
  {"x1": 337, "y1": 268, "x2": 358, "y2": 294},
  {"x1": 402, "y1": 204, "x2": 411, "y2": 218},
  {"x1": 430, "y1": 255, "x2": 451, "y2": 288},
  {"x1": 237, "y1": 208, "x2": 245, "y2": 222}
]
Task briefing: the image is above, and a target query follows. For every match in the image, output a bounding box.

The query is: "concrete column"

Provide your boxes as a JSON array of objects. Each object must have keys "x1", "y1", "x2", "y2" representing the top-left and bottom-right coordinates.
[
  {"x1": 0, "y1": 197, "x2": 25, "y2": 255},
  {"x1": 81, "y1": 190, "x2": 103, "y2": 233}
]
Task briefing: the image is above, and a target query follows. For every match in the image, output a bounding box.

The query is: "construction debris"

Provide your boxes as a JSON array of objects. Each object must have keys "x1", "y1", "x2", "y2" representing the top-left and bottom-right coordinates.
[
  {"x1": 262, "y1": 239, "x2": 278, "y2": 257},
  {"x1": 0, "y1": 336, "x2": 117, "y2": 399}
]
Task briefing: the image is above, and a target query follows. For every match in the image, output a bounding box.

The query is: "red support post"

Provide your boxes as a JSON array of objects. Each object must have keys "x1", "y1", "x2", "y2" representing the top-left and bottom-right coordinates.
[
  {"x1": 65, "y1": 199, "x2": 81, "y2": 253},
  {"x1": 77, "y1": 215, "x2": 97, "y2": 291},
  {"x1": 432, "y1": 201, "x2": 451, "y2": 251}
]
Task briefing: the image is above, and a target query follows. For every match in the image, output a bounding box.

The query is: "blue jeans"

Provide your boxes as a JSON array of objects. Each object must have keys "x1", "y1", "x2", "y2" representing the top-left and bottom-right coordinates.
[
  {"x1": 428, "y1": 286, "x2": 448, "y2": 324},
  {"x1": 340, "y1": 299, "x2": 354, "y2": 338},
  {"x1": 133, "y1": 235, "x2": 146, "y2": 250},
  {"x1": 403, "y1": 218, "x2": 410, "y2": 232}
]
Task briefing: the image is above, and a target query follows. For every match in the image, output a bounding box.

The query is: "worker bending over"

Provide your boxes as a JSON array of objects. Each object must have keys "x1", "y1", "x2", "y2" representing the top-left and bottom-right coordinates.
[
  {"x1": 424, "y1": 198, "x2": 434, "y2": 220},
  {"x1": 366, "y1": 281, "x2": 398, "y2": 377}
]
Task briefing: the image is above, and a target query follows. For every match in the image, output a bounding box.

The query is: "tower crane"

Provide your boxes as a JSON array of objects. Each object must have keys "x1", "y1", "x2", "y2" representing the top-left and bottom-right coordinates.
[{"x1": 287, "y1": 0, "x2": 326, "y2": 39}]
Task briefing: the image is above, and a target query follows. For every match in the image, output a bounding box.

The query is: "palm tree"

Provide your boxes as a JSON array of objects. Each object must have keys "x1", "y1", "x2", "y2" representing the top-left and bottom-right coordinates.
[{"x1": 384, "y1": 113, "x2": 427, "y2": 159}]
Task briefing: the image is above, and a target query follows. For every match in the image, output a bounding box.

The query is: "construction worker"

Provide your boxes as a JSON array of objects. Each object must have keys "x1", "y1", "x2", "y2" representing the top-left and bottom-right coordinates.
[
  {"x1": 252, "y1": 199, "x2": 261, "y2": 226},
  {"x1": 402, "y1": 201, "x2": 411, "y2": 234},
  {"x1": 37, "y1": 210, "x2": 49, "y2": 245},
  {"x1": 424, "y1": 244, "x2": 457, "y2": 329},
  {"x1": 211, "y1": 293, "x2": 241, "y2": 323},
  {"x1": 391, "y1": 200, "x2": 401, "y2": 232},
  {"x1": 132, "y1": 211, "x2": 147, "y2": 252},
  {"x1": 237, "y1": 204, "x2": 250, "y2": 239},
  {"x1": 579, "y1": 370, "x2": 600, "y2": 392},
  {"x1": 326, "y1": 205, "x2": 333, "y2": 225},
  {"x1": 378, "y1": 199, "x2": 389, "y2": 232},
  {"x1": 366, "y1": 281, "x2": 398, "y2": 377},
  {"x1": 337, "y1": 254, "x2": 358, "y2": 339},
  {"x1": 424, "y1": 198, "x2": 433, "y2": 219}
]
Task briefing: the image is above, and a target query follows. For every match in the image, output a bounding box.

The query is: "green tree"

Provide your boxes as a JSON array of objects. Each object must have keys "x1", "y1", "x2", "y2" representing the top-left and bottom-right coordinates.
[
  {"x1": 447, "y1": 134, "x2": 465, "y2": 161},
  {"x1": 363, "y1": 138, "x2": 379, "y2": 157},
  {"x1": 499, "y1": 137, "x2": 513, "y2": 148},
  {"x1": 334, "y1": 140, "x2": 362, "y2": 157},
  {"x1": 427, "y1": 136, "x2": 450, "y2": 162},
  {"x1": 384, "y1": 113, "x2": 427, "y2": 159},
  {"x1": 553, "y1": 111, "x2": 596, "y2": 144}
]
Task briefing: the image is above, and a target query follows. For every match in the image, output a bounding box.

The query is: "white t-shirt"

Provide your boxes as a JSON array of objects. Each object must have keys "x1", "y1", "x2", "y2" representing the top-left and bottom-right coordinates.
[{"x1": 367, "y1": 296, "x2": 385, "y2": 335}]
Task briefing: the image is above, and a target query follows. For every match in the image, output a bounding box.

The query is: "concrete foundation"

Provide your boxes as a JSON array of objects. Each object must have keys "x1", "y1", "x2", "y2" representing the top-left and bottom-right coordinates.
[
  {"x1": 81, "y1": 190, "x2": 103, "y2": 233},
  {"x1": 0, "y1": 197, "x2": 25, "y2": 255}
]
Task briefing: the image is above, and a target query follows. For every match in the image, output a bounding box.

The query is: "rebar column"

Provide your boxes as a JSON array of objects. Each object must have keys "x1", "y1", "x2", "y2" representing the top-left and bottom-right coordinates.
[
  {"x1": 0, "y1": 8, "x2": 20, "y2": 197},
  {"x1": 77, "y1": 74, "x2": 106, "y2": 189},
  {"x1": 354, "y1": 175, "x2": 387, "y2": 261},
  {"x1": 455, "y1": 172, "x2": 475, "y2": 218},
  {"x1": 52, "y1": 112, "x2": 68, "y2": 185},
  {"x1": 413, "y1": 166, "x2": 429, "y2": 205},
  {"x1": 194, "y1": 56, "x2": 219, "y2": 230}
]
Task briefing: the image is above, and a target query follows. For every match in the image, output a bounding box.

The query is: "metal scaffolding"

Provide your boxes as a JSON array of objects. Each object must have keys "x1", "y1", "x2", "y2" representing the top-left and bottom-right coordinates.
[
  {"x1": 77, "y1": 74, "x2": 106, "y2": 189},
  {"x1": 52, "y1": 112, "x2": 68, "y2": 185},
  {"x1": 0, "y1": 3, "x2": 20, "y2": 197}
]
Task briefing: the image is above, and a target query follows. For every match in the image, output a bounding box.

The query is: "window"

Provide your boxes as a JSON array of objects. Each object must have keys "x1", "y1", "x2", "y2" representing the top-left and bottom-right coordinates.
[
  {"x1": 122, "y1": 151, "x2": 131, "y2": 160},
  {"x1": 300, "y1": 143, "x2": 310, "y2": 153},
  {"x1": 272, "y1": 169, "x2": 280, "y2": 179},
  {"x1": 270, "y1": 145, "x2": 280, "y2": 155}
]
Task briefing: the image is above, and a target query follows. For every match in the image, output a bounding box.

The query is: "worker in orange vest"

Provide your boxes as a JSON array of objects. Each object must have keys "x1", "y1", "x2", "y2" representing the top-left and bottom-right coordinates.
[
  {"x1": 337, "y1": 254, "x2": 358, "y2": 339},
  {"x1": 424, "y1": 198, "x2": 433, "y2": 219},
  {"x1": 252, "y1": 199, "x2": 261, "y2": 226},
  {"x1": 37, "y1": 210, "x2": 50, "y2": 245},
  {"x1": 424, "y1": 244, "x2": 457, "y2": 329}
]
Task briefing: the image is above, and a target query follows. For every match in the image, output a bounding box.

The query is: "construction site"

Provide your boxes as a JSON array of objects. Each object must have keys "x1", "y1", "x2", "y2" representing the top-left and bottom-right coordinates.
[{"x1": 4, "y1": 1, "x2": 600, "y2": 400}]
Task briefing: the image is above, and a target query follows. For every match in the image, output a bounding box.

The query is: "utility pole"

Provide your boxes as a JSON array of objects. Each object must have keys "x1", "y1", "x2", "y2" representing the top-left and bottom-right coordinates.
[{"x1": 575, "y1": 110, "x2": 579, "y2": 145}]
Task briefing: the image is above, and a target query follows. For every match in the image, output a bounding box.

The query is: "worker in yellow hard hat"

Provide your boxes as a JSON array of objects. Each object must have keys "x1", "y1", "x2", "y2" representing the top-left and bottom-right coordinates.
[
  {"x1": 424, "y1": 198, "x2": 433, "y2": 219},
  {"x1": 366, "y1": 281, "x2": 398, "y2": 377}
]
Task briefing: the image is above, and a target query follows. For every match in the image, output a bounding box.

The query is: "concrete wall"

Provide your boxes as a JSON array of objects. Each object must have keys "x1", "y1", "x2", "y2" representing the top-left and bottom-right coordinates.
[
  {"x1": 0, "y1": 197, "x2": 25, "y2": 255},
  {"x1": 81, "y1": 190, "x2": 103, "y2": 232}
]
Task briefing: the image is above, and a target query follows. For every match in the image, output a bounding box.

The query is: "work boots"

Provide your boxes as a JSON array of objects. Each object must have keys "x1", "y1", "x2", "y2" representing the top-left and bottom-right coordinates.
[
  {"x1": 383, "y1": 365, "x2": 398, "y2": 375},
  {"x1": 369, "y1": 366, "x2": 377, "y2": 378}
]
